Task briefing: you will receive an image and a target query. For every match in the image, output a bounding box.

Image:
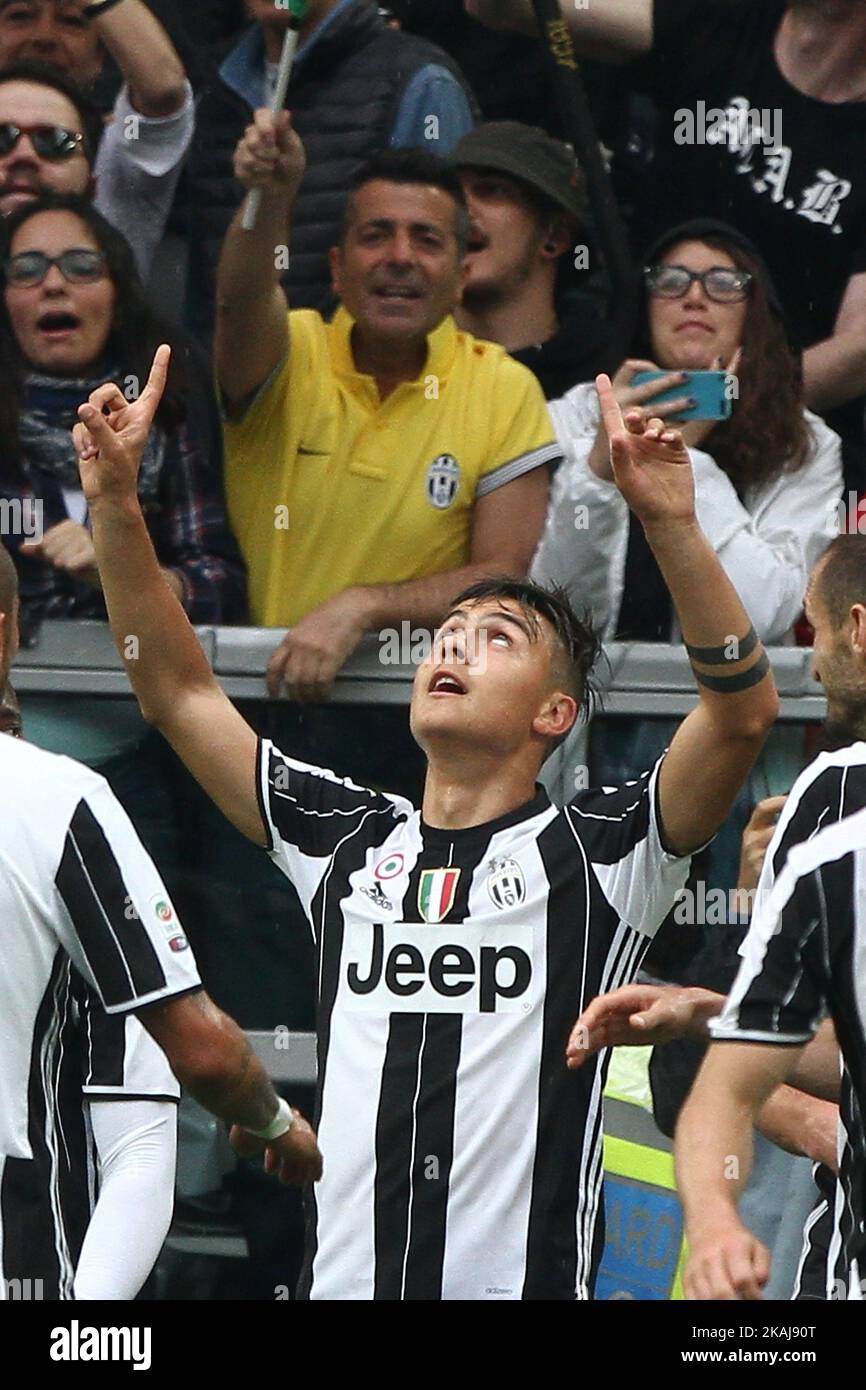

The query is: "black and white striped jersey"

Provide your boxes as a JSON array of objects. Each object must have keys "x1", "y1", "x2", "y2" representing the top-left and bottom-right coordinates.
[
  {"x1": 746, "y1": 742, "x2": 866, "y2": 1300},
  {"x1": 256, "y1": 737, "x2": 694, "y2": 1301},
  {"x1": 792, "y1": 1072, "x2": 857, "y2": 1303},
  {"x1": 713, "y1": 802, "x2": 866, "y2": 1283},
  {"x1": 0, "y1": 736, "x2": 198, "y2": 1299}
]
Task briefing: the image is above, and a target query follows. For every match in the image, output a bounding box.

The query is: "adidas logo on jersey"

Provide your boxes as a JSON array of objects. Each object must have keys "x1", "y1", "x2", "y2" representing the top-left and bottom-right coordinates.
[{"x1": 344, "y1": 922, "x2": 534, "y2": 1015}]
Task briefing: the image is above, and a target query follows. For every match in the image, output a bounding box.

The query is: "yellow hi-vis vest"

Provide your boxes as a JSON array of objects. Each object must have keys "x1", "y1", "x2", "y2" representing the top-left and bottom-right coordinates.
[{"x1": 596, "y1": 1047, "x2": 688, "y2": 1300}]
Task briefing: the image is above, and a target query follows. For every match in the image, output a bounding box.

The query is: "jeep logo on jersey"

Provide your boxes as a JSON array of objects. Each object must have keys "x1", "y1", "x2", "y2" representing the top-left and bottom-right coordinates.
[
  {"x1": 487, "y1": 857, "x2": 526, "y2": 910},
  {"x1": 418, "y1": 867, "x2": 460, "y2": 923},
  {"x1": 344, "y1": 923, "x2": 534, "y2": 1015},
  {"x1": 426, "y1": 455, "x2": 460, "y2": 510}
]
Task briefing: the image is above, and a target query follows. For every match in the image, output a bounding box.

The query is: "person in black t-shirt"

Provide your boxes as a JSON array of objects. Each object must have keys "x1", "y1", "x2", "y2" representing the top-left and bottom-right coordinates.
[
  {"x1": 467, "y1": 0, "x2": 866, "y2": 488},
  {"x1": 451, "y1": 122, "x2": 612, "y2": 399}
]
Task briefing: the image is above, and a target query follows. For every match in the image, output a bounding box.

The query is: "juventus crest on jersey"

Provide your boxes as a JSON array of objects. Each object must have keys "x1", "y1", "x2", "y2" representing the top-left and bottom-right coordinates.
[{"x1": 257, "y1": 738, "x2": 692, "y2": 1300}]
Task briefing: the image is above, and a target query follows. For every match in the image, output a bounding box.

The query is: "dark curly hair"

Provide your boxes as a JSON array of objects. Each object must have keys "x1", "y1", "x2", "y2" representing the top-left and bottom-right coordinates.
[{"x1": 636, "y1": 226, "x2": 812, "y2": 494}]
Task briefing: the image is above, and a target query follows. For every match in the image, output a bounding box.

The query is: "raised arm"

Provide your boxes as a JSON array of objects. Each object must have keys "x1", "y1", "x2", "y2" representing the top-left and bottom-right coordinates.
[
  {"x1": 74, "y1": 347, "x2": 266, "y2": 847},
  {"x1": 88, "y1": 0, "x2": 188, "y2": 115},
  {"x1": 596, "y1": 375, "x2": 779, "y2": 856},
  {"x1": 463, "y1": 0, "x2": 653, "y2": 60},
  {"x1": 216, "y1": 109, "x2": 305, "y2": 412}
]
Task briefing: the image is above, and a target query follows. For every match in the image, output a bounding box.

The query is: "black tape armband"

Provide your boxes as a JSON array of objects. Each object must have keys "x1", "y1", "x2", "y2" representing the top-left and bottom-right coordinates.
[
  {"x1": 685, "y1": 626, "x2": 759, "y2": 666},
  {"x1": 691, "y1": 650, "x2": 771, "y2": 693}
]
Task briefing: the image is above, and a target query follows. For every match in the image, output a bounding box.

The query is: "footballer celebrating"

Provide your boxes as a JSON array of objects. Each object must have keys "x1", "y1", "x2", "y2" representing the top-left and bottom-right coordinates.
[{"x1": 73, "y1": 348, "x2": 778, "y2": 1299}]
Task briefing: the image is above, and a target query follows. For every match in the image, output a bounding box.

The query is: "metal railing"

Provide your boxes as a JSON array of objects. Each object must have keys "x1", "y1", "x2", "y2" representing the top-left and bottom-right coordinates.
[{"x1": 13, "y1": 621, "x2": 827, "y2": 721}]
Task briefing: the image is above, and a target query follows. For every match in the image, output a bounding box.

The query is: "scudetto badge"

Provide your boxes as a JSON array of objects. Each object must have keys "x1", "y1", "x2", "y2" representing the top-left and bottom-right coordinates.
[{"x1": 418, "y1": 867, "x2": 461, "y2": 923}]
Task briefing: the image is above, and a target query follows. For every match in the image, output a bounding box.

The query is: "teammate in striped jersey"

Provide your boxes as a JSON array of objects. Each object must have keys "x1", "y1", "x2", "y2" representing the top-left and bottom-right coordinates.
[
  {"x1": 572, "y1": 537, "x2": 866, "y2": 1298},
  {"x1": 678, "y1": 807, "x2": 866, "y2": 1300},
  {"x1": 76, "y1": 348, "x2": 778, "y2": 1298},
  {"x1": 0, "y1": 545, "x2": 321, "y2": 1300},
  {"x1": 676, "y1": 535, "x2": 866, "y2": 1300}
]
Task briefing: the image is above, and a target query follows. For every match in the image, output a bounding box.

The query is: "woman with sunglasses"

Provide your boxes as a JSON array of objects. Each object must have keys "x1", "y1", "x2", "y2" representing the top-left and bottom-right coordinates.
[{"x1": 533, "y1": 218, "x2": 843, "y2": 649}]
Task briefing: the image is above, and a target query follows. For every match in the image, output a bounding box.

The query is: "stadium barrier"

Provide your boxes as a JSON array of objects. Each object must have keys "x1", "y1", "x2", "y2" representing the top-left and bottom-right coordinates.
[{"x1": 14, "y1": 620, "x2": 825, "y2": 720}]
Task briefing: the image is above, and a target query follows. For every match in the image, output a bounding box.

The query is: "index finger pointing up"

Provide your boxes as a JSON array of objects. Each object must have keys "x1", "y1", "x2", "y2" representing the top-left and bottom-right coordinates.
[
  {"x1": 596, "y1": 373, "x2": 625, "y2": 442},
  {"x1": 139, "y1": 344, "x2": 172, "y2": 412}
]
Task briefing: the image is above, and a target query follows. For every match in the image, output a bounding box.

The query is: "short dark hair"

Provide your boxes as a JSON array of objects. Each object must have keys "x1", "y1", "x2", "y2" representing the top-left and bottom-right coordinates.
[
  {"x1": 815, "y1": 534, "x2": 866, "y2": 628},
  {"x1": 450, "y1": 575, "x2": 602, "y2": 721},
  {"x1": 0, "y1": 60, "x2": 103, "y2": 165},
  {"x1": 341, "y1": 147, "x2": 471, "y2": 255}
]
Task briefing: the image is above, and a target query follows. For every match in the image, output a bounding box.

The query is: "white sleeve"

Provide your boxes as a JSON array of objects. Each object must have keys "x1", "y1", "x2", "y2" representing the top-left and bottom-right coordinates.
[
  {"x1": 52, "y1": 771, "x2": 201, "y2": 1014},
  {"x1": 257, "y1": 739, "x2": 410, "y2": 923},
  {"x1": 690, "y1": 411, "x2": 843, "y2": 643},
  {"x1": 530, "y1": 383, "x2": 629, "y2": 638},
  {"x1": 93, "y1": 81, "x2": 195, "y2": 281},
  {"x1": 73, "y1": 1099, "x2": 177, "y2": 1301},
  {"x1": 568, "y1": 755, "x2": 693, "y2": 937}
]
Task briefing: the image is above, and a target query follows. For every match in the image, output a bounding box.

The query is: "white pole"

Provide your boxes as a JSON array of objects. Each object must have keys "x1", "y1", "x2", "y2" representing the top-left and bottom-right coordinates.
[{"x1": 241, "y1": 26, "x2": 300, "y2": 232}]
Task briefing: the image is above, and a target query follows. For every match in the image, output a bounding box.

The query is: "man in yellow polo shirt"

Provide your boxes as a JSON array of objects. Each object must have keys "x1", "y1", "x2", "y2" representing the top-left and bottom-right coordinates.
[{"x1": 216, "y1": 109, "x2": 560, "y2": 700}]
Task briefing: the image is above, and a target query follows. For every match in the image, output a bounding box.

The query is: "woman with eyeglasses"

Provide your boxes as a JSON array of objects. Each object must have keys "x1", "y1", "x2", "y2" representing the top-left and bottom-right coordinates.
[
  {"x1": 0, "y1": 192, "x2": 245, "y2": 636},
  {"x1": 532, "y1": 220, "x2": 844, "y2": 942},
  {"x1": 532, "y1": 218, "x2": 843, "y2": 648},
  {"x1": 0, "y1": 191, "x2": 245, "y2": 777}
]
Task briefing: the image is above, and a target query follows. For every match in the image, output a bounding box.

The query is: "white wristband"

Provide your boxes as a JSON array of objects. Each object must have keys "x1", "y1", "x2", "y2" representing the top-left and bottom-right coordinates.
[{"x1": 247, "y1": 1097, "x2": 295, "y2": 1141}]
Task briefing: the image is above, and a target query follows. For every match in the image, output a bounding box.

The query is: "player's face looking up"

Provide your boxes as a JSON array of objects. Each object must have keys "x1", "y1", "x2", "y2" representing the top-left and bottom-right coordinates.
[
  {"x1": 329, "y1": 179, "x2": 469, "y2": 347},
  {"x1": 410, "y1": 596, "x2": 579, "y2": 766},
  {"x1": 648, "y1": 239, "x2": 749, "y2": 372}
]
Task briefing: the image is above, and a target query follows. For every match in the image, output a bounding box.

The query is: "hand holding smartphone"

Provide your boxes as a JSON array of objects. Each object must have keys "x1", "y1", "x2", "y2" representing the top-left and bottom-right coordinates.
[{"x1": 631, "y1": 369, "x2": 733, "y2": 422}]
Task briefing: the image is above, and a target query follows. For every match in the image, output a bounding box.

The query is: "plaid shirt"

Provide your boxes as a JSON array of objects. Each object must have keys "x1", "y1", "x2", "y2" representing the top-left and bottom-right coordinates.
[{"x1": 3, "y1": 396, "x2": 247, "y2": 633}]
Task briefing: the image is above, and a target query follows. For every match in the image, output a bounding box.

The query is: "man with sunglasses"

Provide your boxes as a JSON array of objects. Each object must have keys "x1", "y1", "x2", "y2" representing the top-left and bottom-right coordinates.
[
  {"x1": 0, "y1": 0, "x2": 194, "y2": 278},
  {"x1": 0, "y1": 63, "x2": 98, "y2": 214}
]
